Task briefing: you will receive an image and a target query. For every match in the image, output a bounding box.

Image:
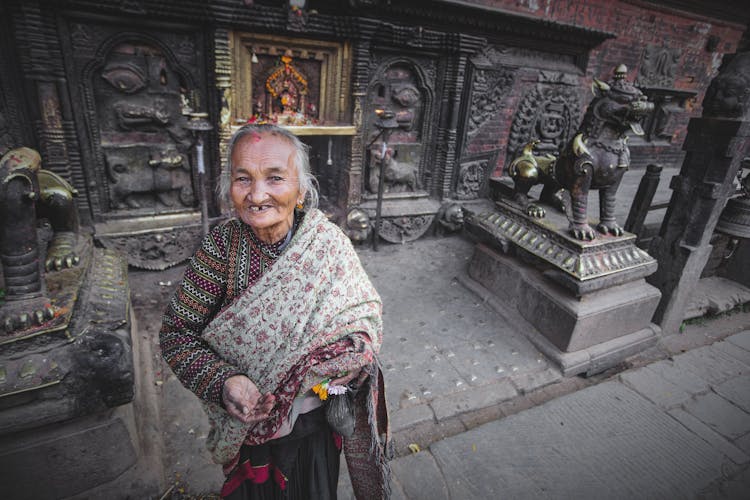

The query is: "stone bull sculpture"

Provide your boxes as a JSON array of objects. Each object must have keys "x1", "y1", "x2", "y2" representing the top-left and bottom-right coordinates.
[{"x1": 509, "y1": 65, "x2": 654, "y2": 240}]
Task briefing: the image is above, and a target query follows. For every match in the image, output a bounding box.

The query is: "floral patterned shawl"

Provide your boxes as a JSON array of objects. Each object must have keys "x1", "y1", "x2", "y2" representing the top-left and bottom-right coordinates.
[{"x1": 201, "y1": 208, "x2": 390, "y2": 498}]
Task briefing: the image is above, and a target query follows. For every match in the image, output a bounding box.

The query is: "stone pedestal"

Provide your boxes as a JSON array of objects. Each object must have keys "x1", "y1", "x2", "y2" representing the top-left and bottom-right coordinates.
[
  {"x1": 0, "y1": 239, "x2": 159, "y2": 498},
  {"x1": 465, "y1": 202, "x2": 661, "y2": 376}
]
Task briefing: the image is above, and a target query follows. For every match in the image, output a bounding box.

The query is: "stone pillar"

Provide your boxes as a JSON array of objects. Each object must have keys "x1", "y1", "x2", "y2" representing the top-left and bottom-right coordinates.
[{"x1": 648, "y1": 47, "x2": 750, "y2": 335}]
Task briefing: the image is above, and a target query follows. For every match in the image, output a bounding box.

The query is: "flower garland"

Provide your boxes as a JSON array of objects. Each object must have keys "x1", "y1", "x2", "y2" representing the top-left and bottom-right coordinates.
[
  {"x1": 265, "y1": 55, "x2": 309, "y2": 99},
  {"x1": 311, "y1": 378, "x2": 348, "y2": 401}
]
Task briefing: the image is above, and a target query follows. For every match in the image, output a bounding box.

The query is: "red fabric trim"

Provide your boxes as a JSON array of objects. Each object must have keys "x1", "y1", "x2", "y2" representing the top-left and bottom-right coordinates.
[
  {"x1": 273, "y1": 466, "x2": 287, "y2": 491},
  {"x1": 220, "y1": 461, "x2": 271, "y2": 497},
  {"x1": 332, "y1": 432, "x2": 342, "y2": 451}
]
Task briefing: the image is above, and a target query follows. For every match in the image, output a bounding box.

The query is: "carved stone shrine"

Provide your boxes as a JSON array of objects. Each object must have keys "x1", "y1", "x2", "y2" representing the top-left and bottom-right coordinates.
[{"x1": 0, "y1": 148, "x2": 136, "y2": 499}]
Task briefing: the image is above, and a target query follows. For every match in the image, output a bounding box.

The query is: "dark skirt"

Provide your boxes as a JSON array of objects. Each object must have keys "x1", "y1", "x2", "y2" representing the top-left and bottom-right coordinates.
[{"x1": 221, "y1": 406, "x2": 341, "y2": 500}]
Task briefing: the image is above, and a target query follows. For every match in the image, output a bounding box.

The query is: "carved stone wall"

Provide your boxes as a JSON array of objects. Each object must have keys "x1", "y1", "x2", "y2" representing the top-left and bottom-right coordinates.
[
  {"x1": 64, "y1": 23, "x2": 206, "y2": 219},
  {"x1": 506, "y1": 72, "x2": 581, "y2": 167}
]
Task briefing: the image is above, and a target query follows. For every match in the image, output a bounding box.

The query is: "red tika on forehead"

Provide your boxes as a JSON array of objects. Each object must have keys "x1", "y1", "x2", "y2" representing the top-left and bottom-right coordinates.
[{"x1": 249, "y1": 132, "x2": 262, "y2": 142}]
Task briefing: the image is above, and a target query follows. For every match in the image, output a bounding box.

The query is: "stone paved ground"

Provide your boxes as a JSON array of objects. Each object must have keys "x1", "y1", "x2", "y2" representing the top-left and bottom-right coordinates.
[{"x1": 335, "y1": 330, "x2": 750, "y2": 500}]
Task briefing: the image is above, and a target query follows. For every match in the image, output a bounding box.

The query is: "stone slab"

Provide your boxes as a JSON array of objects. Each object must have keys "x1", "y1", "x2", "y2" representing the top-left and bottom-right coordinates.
[
  {"x1": 683, "y1": 392, "x2": 750, "y2": 441},
  {"x1": 667, "y1": 408, "x2": 750, "y2": 465},
  {"x1": 467, "y1": 243, "x2": 661, "y2": 352},
  {"x1": 429, "y1": 382, "x2": 727, "y2": 499},
  {"x1": 672, "y1": 345, "x2": 750, "y2": 386},
  {"x1": 713, "y1": 339, "x2": 750, "y2": 367},
  {"x1": 620, "y1": 367, "x2": 692, "y2": 409},
  {"x1": 390, "y1": 404, "x2": 435, "y2": 433},
  {"x1": 727, "y1": 330, "x2": 750, "y2": 352},
  {"x1": 736, "y1": 433, "x2": 750, "y2": 456},
  {"x1": 684, "y1": 276, "x2": 750, "y2": 320},
  {"x1": 390, "y1": 451, "x2": 450, "y2": 500},
  {"x1": 714, "y1": 375, "x2": 750, "y2": 414},
  {"x1": 644, "y1": 359, "x2": 712, "y2": 395}
]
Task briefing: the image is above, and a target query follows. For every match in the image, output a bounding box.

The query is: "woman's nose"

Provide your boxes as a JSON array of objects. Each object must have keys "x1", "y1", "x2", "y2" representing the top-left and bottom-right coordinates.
[{"x1": 246, "y1": 179, "x2": 268, "y2": 202}]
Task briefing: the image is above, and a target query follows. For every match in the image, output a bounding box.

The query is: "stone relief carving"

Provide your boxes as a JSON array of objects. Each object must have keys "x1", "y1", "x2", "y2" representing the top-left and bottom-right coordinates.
[
  {"x1": 365, "y1": 58, "x2": 433, "y2": 195},
  {"x1": 636, "y1": 45, "x2": 681, "y2": 88},
  {"x1": 507, "y1": 82, "x2": 581, "y2": 162},
  {"x1": 466, "y1": 68, "x2": 514, "y2": 138},
  {"x1": 368, "y1": 144, "x2": 420, "y2": 194},
  {"x1": 92, "y1": 40, "x2": 195, "y2": 213},
  {"x1": 702, "y1": 52, "x2": 750, "y2": 119},
  {"x1": 377, "y1": 214, "x2": 434, "y2": 243},
  {"x1": 456, "y1": 158, "x2": 488, "y2": 200},
  {"x1": 97, "y1": 225, "x2": 204, "y2": 270}
]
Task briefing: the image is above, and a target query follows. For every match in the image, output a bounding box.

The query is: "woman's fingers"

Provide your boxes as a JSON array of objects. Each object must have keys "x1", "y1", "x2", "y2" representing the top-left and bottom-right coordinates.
[
  {"x1": 222, "y1": 376, "x2": 275, "y2": 423},
  {"x1": 329, "y1": 370, "x2": 359, "y2": 387}
]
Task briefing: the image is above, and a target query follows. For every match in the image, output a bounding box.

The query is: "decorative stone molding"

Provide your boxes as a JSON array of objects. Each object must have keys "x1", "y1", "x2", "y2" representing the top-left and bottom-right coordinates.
[{"x1": 467, "y1": 203, "x2": 657, "y2": 284}]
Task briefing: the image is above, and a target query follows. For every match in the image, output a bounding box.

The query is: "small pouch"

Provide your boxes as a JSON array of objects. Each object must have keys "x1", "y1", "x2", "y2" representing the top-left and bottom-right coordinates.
[{"x1": 325, "y1": 391, "x2": 355, "y2": 437}]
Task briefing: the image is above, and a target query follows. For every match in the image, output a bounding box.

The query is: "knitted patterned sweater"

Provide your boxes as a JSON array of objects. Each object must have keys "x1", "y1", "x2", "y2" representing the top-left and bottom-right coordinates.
[{"x1": 159, "y1": 215, "x2": 298, "y2": 405}]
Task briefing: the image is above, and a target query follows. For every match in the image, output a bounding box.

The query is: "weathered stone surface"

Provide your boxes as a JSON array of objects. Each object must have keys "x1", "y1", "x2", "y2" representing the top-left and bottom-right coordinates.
[
  {"x1": 620, "y1": 367, "x2": 692, "y2": 409},
  {"x1": 467, "y1": 244, "x2": 661, "y2": 352},
  {"x1": 391, "y1": 404, "x2": 435, "y2": 433},
  {"x1": 430, "y1": 380, "x2": 517, "y2": 421},
  {"x1": 390, "y1": 451, "x2": 450, "y2": 500},
  {"x1": 713, "y1": 340, "x2": 750, "y2": 368},
  {"x1": 714, "y1": 375, "x2": 750, "y2": 414},
  {"x1": 667, "y1": 408, "x2": 750, "y2": 465},
  {"x1": 430, "y1": 382, "x2": 727, "y2": 499},
  {"x1": 0, "y1": 406, "x2": 138, "y2": 500},
  {"x1": 672, "y1": 345, "x2": 750, "y2": 386},
  {"x1": 727, "y1": 330, "x2": 750, "y2": 352},
  {"x1": 683, "y1": 392, "x2": 750, "y2": 441},
  {"x1": 644, "y1": 359, "x2": 712, "y2": 395}
]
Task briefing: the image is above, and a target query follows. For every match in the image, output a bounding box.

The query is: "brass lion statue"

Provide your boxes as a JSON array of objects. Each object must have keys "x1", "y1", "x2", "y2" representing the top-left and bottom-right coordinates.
[{"x1": 509, "y1": 65, "x2": 654, "y2": 240}]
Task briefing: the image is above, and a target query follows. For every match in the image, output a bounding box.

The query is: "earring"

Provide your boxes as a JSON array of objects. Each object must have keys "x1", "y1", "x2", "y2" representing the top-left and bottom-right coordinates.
[{"x1": 296, "y1": 200, "x2": 304, "y2": 210}]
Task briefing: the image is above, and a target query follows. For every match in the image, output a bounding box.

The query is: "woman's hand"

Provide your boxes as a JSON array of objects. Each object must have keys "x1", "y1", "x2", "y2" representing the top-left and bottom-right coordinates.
[
  {"x1": 222, "y1": 375, "x2": 276, "y2": 424},
  {"x1": 329, "y1": 369, "x2": 367, "y2": 388}
]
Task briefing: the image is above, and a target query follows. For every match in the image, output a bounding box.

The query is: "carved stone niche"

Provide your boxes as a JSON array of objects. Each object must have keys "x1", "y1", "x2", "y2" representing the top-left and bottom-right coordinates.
[
  {"x1": 231, "y1": 32, "x2": 351, "y2": 126},
  {"x1": 90, "y1": 40, "x2": 197, "y2": 213},
  {"x1": 67, "y1": 23, "x2": 208, "y2": 269},
  {"x1": 363, "y1": 58, "x2": 433, "y2": 197},
  {"x1": 359, "y1": 56, "x2": 440, "y2": 242}
]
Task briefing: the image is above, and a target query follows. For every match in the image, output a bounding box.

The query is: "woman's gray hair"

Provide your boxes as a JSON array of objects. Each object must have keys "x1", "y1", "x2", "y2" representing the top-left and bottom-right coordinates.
[{"x1": 218, "y1": 124, "x2": 319, "y2": 211}]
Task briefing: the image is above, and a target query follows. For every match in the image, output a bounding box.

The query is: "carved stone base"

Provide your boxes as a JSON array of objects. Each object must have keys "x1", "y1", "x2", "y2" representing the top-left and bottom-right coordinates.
[
  {"x1": 0, "y1": 403, "x2": 140, "y2": 499},
  {"x1": 360, "y1": 195, "x2": 441, "y2": 243},
  {"x1": 465, "y1": 242, "x2": 661, "y2": 376},
  {"x1": 94, "y1": 213, "x2": 205, "y2": 270},
  {"x1": 466, "y1": 200, "x2": 657, "y2": 295},
  {"x1": 0, "y1": 242, "x2": 133, "y2": 432}
]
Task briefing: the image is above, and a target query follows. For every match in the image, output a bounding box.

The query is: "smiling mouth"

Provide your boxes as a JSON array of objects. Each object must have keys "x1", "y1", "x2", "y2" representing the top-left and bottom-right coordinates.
[{"x1": 248, "y1": 205, "x2": 273, "y2": 212}]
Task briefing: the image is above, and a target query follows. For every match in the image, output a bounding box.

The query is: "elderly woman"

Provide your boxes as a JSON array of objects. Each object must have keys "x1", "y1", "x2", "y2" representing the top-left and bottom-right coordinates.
[{"x1": 160, "y1": 124, "x2": 390, "y2": 499}]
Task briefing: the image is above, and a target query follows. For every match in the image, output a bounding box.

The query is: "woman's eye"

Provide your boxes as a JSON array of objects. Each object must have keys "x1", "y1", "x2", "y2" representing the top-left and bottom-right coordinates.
[{"x1": 269, "y1": 176, "x2": 284, "y2": 183}]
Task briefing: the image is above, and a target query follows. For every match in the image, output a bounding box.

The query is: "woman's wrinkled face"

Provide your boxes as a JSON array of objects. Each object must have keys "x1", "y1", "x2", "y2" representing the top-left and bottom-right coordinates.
[{"x1": 230, "y1": 132, "x2": 304, "y2": 244}]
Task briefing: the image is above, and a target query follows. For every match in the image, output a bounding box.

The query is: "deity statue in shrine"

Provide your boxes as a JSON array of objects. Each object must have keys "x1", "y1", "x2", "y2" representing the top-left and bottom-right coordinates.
[{"x1": 265, "y1": 51, "x2": 310, "y2": 125}]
